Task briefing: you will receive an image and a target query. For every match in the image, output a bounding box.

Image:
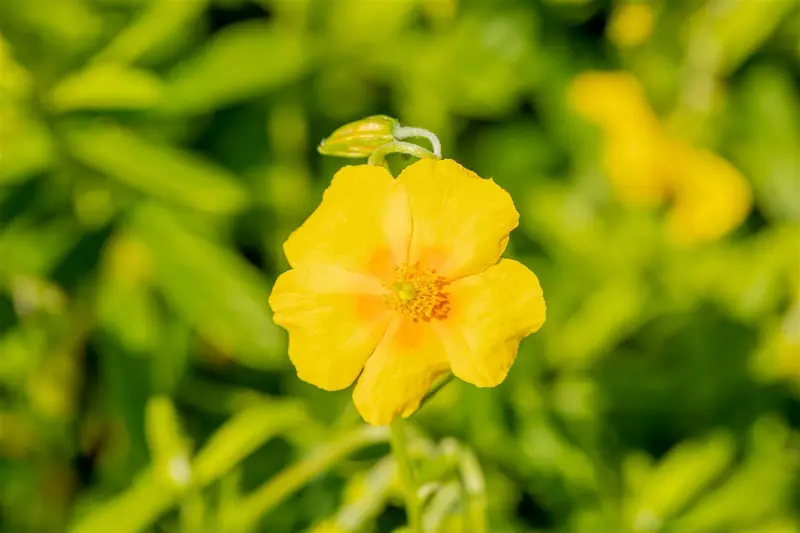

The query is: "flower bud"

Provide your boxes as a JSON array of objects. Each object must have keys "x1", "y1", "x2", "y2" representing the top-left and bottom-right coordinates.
[{"x1": 318, "y1": 115, "x2": 397, "y2": 158}]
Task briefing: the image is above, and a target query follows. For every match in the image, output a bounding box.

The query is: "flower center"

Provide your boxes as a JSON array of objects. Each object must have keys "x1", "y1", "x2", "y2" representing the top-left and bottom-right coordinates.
[{"x1": 386, "y1": 263, "x2": 450, "y2": 322}]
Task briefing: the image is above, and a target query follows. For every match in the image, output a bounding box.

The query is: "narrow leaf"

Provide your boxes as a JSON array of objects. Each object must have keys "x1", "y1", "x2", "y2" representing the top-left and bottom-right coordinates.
[
  {"x1": 65, "y1": 125, "x2": 249, "y2": 214},
  {"x1": 129, "y1": 204, "x2": 281, "y2": 367},
  {"x1": 162, "y1": 22, "x2": 310, "y2": 114},
  {"x1": 47, "y1": 64, "x2": 163, "y2": 112}
]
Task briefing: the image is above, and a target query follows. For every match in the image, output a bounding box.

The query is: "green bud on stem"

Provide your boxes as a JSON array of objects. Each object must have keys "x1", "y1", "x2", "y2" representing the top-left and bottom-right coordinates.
[{"x1": 317, "y1": 115, "x2": 398, "y2": 158}]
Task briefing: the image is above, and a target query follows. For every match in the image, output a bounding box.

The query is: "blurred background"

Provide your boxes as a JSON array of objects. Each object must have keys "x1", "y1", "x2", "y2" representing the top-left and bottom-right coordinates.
[{"x1": 1, "y1": 0, "x2": 799, "y2": 532}]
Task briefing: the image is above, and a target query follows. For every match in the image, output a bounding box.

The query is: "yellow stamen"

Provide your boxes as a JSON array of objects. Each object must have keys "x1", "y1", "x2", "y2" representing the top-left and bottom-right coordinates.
[{"x1": 386, "y1": 263, "x2": 450, "y2": 322}]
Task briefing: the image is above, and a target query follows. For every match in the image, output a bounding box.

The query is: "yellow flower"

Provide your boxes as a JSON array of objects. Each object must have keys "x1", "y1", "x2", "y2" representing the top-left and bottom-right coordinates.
[
  {"x1": 659, "y1": 139, "x2": 753, "y2": 245},
  {"x1": 607, "y1": 3, "x2": 655, "y2": 49},
  {"x1": 569, "y1": 71, "x2": 752, "y2": 245},
  {"x1": 569, "y1": 71, "x2": 666, "y2": 206},
  {"x1": 269, "y1": 159, "x2": 546, "y2": 425},
  {"x1": 569, "y1": 71, "x2": 660, "y2": 138}
]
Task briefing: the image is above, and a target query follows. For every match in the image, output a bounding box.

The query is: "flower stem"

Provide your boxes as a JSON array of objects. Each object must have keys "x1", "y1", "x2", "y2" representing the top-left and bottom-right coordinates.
[
  {"x1": 392, "y1": 125, "x2": 442, "y2": 158},
  {"x1": 367, "y1": 140, "x2": 439, "y2": 167},
  {"x1": 390, "y1": 419, "x2": 422, "y2": 532}
]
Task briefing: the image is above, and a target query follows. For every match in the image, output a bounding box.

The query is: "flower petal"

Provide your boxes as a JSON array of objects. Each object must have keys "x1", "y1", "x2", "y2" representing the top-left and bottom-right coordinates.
[
  {"x1": 603, "y1": 132, "x2": 667, "y2": 207},
  {"x1": 284, "y1": 165, "x2": 412, "y2": 281},
  {"x1": 269, "y1": 264, "x2": 392, "y2": 390},
  {"x1": 398, "y1": 159, "x2": 518, "y2": 280},
  {"x1": 434, "y1": 259, "x2": 545, "y2": 387},
  {"x1": 569, "y1": 71, "x2": 660, "y2": 136},
  {"x1": 353, "y1": 317, "x2": 449, "y2": 425},
  {"x1": 661, "y1": 140, "x2": 752, "y2": 245}
]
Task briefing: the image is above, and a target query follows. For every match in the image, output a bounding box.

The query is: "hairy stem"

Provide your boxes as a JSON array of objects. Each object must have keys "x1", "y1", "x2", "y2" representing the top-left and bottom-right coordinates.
[
  {"x1": 392, "y1": 125, "x2": 442, "y2": 158},
  {"x1": 367, "y1": 140, "x2": 438, "y2": 167}
]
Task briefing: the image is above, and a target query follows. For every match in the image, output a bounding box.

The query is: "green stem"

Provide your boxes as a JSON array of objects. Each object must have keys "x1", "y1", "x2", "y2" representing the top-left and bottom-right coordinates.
[
  {"x1": 367, "y1": 140, "x2": 439, "y2": 167},
  {"x1": 223, "y1": 426, "x2": 389, "y2": 530},
  {"x1": 390, "y1": 419, "x2": 422, "y2": 532},
  {"x1": 392, "y1": 125, "x2": 442, "y2": 158}
]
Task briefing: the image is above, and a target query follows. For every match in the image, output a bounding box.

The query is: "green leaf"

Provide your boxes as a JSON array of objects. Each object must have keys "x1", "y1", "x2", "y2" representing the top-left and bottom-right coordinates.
[
  {"x1": 0, "y1": 217, "x2": 80, "y2": 276},
  {"x1": 192, "y1": 401, "x2": 306, "y2": 485},
  {"x1": 64, "y1": 125, "x2": 249, "y2": 214},
  {"x1": 97, "y1": 279, "x2": 162, "y2": 354},
  {"x1": 334, "y1": 458, "x2": 394, "y2": 531},
  {"x1": 673, "y1": 418, "x2": 796, "y2": 532},
  {"x1": 145, "y1": 396, "x2": 189, "y2": 467},
  {"x1": 225, "y1": 426, "x2": 390, "y2": 530},
  {"x1": 162, "y1": 22, "x2": 310, "y2": 114},
  {"x1": 629, "y1": 432, "x2": 735, "y2": 526},
  {"x1": 47, "y1": 64, "x2": 163, "y2": 112},
  {"x1": 150, "y1": 316, "x2": 192, "y2": 395},
  {"x1": 552, "y1": 277, "x2": 649, "y2": 367},
  {"x1": 69, "y1": 401, "x2": 305, "y2": 533},
  {"x1": 731, "y1": 65, "x2": 800, "y2": 222},
  {"x1": 0, "y1": 121, "x2": 54, "y2": 185},
  {"x1": 422, "y1": 482, "x2": 462, "y2": 533},
  {"x1": 695, "y1": 0, "x2": 800, "y2": 75},
  {"x1": 93, "y1": 0, "x2": 209, "y2": 65},
  {"x1": 0, "y1": 0, "x2": 102, "y2": 59},
  {"x1": 129, "y1": 203, "x2": 281, "y2": 368},
  {"x1": 68, "y1": 470, "x2": 173, "y2": 533}
]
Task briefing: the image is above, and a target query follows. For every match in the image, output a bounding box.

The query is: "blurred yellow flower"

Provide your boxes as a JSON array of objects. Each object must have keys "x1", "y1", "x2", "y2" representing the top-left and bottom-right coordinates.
[
  {"x1": 608, "y1": 3, "x2": 655, "y2": 48},
  {"x1": 569, "y1": 71, "x2": 752, "y2": 245},
  {"x1": 660, "y1": 139, "x2": 753, "y2": 245},
  {"x1": 270, "y1": 159, "x2": 546, "y2": 425},
  {"x1": 569, "y1": 71, "x2": 660, "y2": 137}
]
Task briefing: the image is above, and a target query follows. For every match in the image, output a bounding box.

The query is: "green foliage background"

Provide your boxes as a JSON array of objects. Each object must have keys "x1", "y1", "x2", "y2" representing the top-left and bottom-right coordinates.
[{"x1": 1, "y1": 0, "x2": 799, "y2": 532}]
